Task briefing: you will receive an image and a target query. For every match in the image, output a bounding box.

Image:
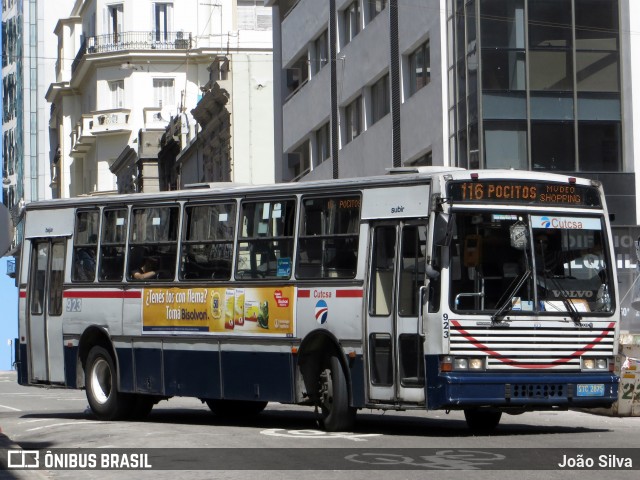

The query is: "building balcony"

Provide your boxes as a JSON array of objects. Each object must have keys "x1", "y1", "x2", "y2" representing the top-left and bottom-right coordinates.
[
  {"x1": 144, "y1": 107, "x2": 172, "y2": 129},
  {"x1": 71, "y1": 31, "x2": 193, "y2": 73},
  {"x1": 70, "y1": 109, "x2": 132, "y2": 158},
  {"x1": 70, "y1": 115, "x2": 96, "y2": 158},
  {"x1": 91, "y1": 109, "x2": 132, "y2": 135}
]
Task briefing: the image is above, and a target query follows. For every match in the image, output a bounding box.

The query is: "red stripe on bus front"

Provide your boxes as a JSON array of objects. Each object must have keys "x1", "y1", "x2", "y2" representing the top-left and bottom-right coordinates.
[
  {"x1": 450, "y1": 320, "x2": 615, "y2": 369},
  {"x1": 336, "y1": 289, "x2": 363, "y2": 298},
  {"x1": 298, "y1": 290, "x2": 311, "y2": 298},
  {"x1": 63, "y1": 291, "x2": 142, "y2": 299}
]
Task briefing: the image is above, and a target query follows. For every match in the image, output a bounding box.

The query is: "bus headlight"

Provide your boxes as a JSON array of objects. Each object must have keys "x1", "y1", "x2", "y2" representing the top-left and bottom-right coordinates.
[
  {"x1": 581, "y1": 357, "x2": 610, "y2": 371},
  {"x1": 469, "y1": 358, "x2": 485, "y2": 370},
  {"x1": 454, "y1": 358, "x2": 468, "y2": 370},
  {"x1": 441, "y1": 356, "x2": 486, "y2": 372}
]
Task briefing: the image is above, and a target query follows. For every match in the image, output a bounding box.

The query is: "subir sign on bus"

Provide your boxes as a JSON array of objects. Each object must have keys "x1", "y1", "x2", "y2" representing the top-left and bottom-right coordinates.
[{"x1": 142, "y1": 286, "x2": 295, "y2": 336}]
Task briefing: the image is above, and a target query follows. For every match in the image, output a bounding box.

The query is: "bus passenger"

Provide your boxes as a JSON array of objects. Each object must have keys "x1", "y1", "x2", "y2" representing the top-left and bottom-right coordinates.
[{"x1": 133, "y1": 257, "x2": 158, "y2": 280}]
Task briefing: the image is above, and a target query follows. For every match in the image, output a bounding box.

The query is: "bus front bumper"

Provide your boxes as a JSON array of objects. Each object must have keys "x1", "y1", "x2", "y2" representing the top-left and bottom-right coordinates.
[{"x1": 426, "y1": 370, "x2": 619, "y2": 411}]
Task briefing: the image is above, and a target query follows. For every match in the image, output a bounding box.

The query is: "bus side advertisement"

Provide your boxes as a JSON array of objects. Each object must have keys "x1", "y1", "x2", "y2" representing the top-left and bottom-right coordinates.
[{"x1": 141, "y1": 286, "x2": 294, "y2": 336}]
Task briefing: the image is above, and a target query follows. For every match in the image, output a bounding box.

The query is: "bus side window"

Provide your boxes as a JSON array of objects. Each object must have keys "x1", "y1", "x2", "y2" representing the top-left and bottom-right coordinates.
[
  {"x1": 236, "y1": 199, "x2": 295, "y2": 279},
  {"x1": 72, "y1": 209, "x2": 99, "y2": 283},
  {"x1": 180, "y1": 203, "x2": 236, "y2": 281},
  {"x1": 99, "y1": 208, "x2": 128, "y2": 282},
  {"x1": 128, "y1": 206, "x2": 179, "y2": 281},
  {"x1": 296, "y1": 195, "x2": 360, "y2": 279}
]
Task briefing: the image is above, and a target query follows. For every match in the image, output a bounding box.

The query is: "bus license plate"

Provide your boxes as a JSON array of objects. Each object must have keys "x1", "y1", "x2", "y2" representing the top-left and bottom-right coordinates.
[{"x1": 577, "y1": 384, "x2": 605, "y2": 397}]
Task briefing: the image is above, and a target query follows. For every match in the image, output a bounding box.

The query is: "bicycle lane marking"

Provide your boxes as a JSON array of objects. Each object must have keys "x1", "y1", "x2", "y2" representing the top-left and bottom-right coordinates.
[{"x1": 260, "y1": 429, "x2": 381, "y2": 442}]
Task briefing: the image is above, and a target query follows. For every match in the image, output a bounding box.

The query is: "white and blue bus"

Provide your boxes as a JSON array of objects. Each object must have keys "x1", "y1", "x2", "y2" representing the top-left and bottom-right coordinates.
[{"x1": 15, "y1": 168, "x2": 619, "y2": 431}]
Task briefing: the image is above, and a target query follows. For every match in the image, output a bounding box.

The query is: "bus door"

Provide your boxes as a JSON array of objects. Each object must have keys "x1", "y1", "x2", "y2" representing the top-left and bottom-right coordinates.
[
  {"x1": 26, "y1": 238, "x2": 66, "y2": 384},
  {"x1": 366, "y1": 221, "x2": 427, "y2": 404}
]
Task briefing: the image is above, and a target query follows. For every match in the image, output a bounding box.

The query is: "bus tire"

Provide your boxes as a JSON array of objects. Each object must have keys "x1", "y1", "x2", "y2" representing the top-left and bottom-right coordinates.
[
  {"x1": 464, "y1": 409, "x2": 502, "y2": 432},
  {"x1": 85, "y1": 345, "x2": 132, "y2": 421},
  {"x1": 206, "y1": 399, "x2": 268, "y2": 418},
  {"x1": 318, "y1": 355, "x2": 356, "y2": 432}
]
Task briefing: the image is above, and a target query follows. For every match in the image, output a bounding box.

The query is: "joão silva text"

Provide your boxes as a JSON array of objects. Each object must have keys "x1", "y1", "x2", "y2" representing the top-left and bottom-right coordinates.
[{"x1": 558, "y1": 454, "x2": 632, "y2": 469}]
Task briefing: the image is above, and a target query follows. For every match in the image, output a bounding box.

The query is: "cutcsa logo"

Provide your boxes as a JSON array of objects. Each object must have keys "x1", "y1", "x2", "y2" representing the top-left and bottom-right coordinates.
[{"x1": 315, "y1": 300, "x2": 328, "y2": 324}]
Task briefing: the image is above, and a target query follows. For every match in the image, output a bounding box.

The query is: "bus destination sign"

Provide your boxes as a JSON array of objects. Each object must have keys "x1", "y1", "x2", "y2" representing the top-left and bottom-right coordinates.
[{"x1": 447, "y1": 180, "x2": 601, "y2": 207}]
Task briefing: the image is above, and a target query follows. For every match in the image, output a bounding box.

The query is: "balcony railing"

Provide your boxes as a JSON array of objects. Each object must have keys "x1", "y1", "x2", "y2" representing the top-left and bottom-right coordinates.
[{"x1": 72, "y1": 31, "x2": 192, "y2": 73}]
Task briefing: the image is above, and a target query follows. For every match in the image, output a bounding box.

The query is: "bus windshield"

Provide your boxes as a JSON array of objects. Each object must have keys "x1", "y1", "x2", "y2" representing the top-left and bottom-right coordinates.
[{"x1": 449, "y1": 211, "x2": 613, "y2": 316}]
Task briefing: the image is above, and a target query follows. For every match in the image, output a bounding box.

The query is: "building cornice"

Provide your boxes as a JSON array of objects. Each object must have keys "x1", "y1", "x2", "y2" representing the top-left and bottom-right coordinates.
[
  {"x1": 54, "y1": 16, "x2": 81, "y2": 36},
  {"x1": 45, "y1": 81, "x2": 73, "y2": 103}
]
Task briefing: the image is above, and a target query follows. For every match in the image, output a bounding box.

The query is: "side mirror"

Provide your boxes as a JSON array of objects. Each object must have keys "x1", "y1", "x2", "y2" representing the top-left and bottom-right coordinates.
[{"x1": 434, "y1": 213, "x2": 453, "y2": 247}]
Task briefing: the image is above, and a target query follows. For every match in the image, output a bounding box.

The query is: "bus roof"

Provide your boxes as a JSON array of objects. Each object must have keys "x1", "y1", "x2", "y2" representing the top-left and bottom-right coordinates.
[{"x1": 24, "y1": 168, "x2": 599, "y2": 210}]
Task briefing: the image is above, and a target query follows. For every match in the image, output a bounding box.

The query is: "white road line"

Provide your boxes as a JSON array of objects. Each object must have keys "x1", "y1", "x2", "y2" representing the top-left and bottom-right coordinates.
[
  {"x1": 0, "y1": 404, "x2": 22, "y2": 411},
  {"x1": 26, "y1": 421, "x2": 107, "y2": 432}
]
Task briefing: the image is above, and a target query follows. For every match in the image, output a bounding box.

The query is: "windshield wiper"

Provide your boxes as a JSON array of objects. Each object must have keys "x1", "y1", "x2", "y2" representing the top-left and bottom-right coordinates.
[
  {"x1": 545, "y1": 274, "x2": 583, "y2": 324},
  {"x1": 491, "y1": 269, "x2": 531, "y2": 323}
]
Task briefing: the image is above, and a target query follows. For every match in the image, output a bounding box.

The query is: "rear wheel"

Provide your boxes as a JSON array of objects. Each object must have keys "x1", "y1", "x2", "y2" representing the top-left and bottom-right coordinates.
[
  {"x1": 318, "y1": 355, "x2": 356, "y2": 432},
  {"x1": 206, "y1": 399, "x2": 268, "y2": 418},
  {"x1": 464, "y1": 409, "x2": 502, "y2": 433},
  {"x1": 85, "y1": 345, "x2": 132, "y2": 420}
]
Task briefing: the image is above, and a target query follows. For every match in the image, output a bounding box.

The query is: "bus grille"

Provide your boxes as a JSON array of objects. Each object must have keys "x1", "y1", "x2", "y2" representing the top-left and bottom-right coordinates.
[
  {"x1": 449, "y1": 321, "x2": 616, "y2": 371},
  {"x1": 506, "y1": 383, "x2": 565, "y2": 399}
]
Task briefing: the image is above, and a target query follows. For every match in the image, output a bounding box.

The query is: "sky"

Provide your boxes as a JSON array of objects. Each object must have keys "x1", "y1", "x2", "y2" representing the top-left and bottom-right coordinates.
[
  {"x1": 0, "y1": 16, "x2": 17, "y2": 370},
  {"x1": 0, "y1": 258, "x2": 18, "y2": 371}
]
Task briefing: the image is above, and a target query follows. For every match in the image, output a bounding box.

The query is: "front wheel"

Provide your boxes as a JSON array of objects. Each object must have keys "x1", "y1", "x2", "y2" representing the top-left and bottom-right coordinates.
[
  {"x1": 318, "y1": 355, "x2": 356, "y2": 432},
  {"x1": 464, "y1": 409, "x2": 502, "y2": 433},
  {"x1": 85, "y1": 345, "x2": 132, "y2": 420}
]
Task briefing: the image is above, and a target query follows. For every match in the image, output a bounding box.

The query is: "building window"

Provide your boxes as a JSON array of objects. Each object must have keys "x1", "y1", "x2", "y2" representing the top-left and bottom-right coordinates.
[
  {"x1": 578, "y1": 121, "x2": 621, "y2": 171},
  {"x1": 289, "y1": 140, "x2": 311, "y2": 181},
  {"x1": 344, "y1": 96, "x2": 362, "y2": 145},
  {"x1": 368, "y1": 0, "x2": 387, "y2": 22},
  {"x1": 315, "y1": 122, "x2": 330, "y2": 164},
  {"x1": 237, "y1": 0, "x2": 272, "y2": 31},
  {"x1": 153, "y1": 78, "x2": 175, "y2": 108},
  {"x1": 409, "y1": 40, "x2": 430, "y2": 96},
  {"x1": 371, "y1": 74, "x2": 389, "y2": 124},
  {"x1": 483, "y1": 121, "x2": 528, "y2": 170},
  {"x1": 575, "y1": 0, "x2": 620, "y2": 93},
  {"x1": 531, "y1": 121, "x2": 575, "y2": 171},
  {"x1": 314, "y1": 29, "x2": 329, "y2": 74},
  {"x1": 343, "y1": 1, "x2": 360, "y2": 46},
  {"x1": 153, "y1": 3, "x2": 173, "y2": 42},
  {"x1": 286, "y1": 53, "x2": 309, "y2": 97},
  {"x1": 108, "y1": 4, "x2": 123, "y2": 43},
  {"x1": 109, "y1": 80, "x2": 124, "y2": 109}
]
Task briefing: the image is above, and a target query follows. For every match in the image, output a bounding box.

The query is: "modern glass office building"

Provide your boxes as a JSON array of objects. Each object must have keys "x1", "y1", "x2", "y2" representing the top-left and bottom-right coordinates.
[
  {"x1": 450, "y1": 0, "x2": 621, "y2": 173},
  {"x1": 268, "y1": 0, "x2": 639, "y2": 224}
]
